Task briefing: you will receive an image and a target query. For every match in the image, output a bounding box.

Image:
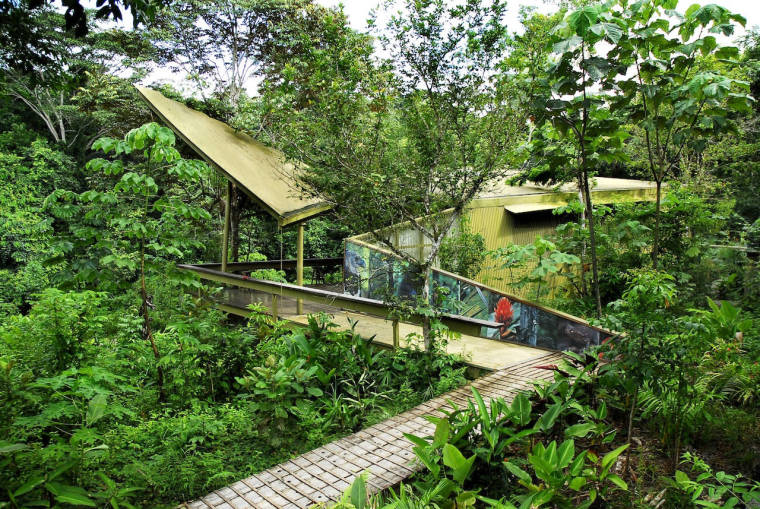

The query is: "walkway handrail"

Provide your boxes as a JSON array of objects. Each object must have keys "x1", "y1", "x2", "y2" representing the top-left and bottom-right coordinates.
[
  {"x1": 178, "y1": 264, "x2": 501, "y2": 338},
  {"x1": 194, "y1": 257, "x2": 343, "y2": 273}
]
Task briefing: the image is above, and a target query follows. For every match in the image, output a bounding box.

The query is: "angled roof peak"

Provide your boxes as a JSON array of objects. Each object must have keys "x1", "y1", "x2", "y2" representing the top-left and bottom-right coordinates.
[{"x1": 135, "y1": 86, "x2": 330, "y2": 226}]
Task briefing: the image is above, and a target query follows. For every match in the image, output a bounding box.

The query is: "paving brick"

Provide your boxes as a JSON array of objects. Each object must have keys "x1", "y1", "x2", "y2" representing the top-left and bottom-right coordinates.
[
  {"x1": 242, "y1": 492, "x2": 264, "y2": 505},
  {"x1": 201, "y1": 493, "x2": 223, "y2": 506},
  {"x1": 227, "y1": 497, "x2": 251, "y2": 509}
]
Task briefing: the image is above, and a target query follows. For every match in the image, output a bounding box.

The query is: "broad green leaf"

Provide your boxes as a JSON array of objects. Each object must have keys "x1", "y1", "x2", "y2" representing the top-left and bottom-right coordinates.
[
  {"x1": 601, "y1": 443, "x2": 629, "y2": 471},
  {"x1": 565, "y1": 422, "x2": 596, "y2": 438},
  {"x1": 472, "y1": 387, "x2": 491, "y2": 431},
  {"x1": 510, "y1": 393, "x2": 532, "y2": 427},
  {"x1": 606, "y1": 473, "x2": 629, "y2": 490},
  {"x1": 0, "y1": 443, "x2": 28, "y2": 454},
  {"x1": 87, "y1": 394, "x2": 108, "y2": 426},
  {"x1": 569, "y1": 450, "x2": 587, "y2": 476},
  {"x1": 46, "y1": 483, "x2": 97, "y2": 507},
  {"x1": 557, "y1": 440, "x2": 575, "y2": 468},
  {"x1": 442, "y1": 443, "x2": 467, "y2": 470},
  {"x1": 537, "y1": 403, "x2": 563, "y2": 431},
  {"x1": 403, "y1": 433, "x2": 430, "y2": 449},
  {"x1": 531, "y1": 488, "x2": 555, "y2": 506},
  {"x1": 589, "y1": 22, "x2": 623, "y2": 43},
  {"x1": 306, "y1": 387, "x2": 323, "y2": 397},
  {"x1": 504, "y1": 461, "x2": 532, "y2": 483},
  {"x1": 553, "y1": 35, "x2": 583, "y2": 54},
  {"x1": 675, "y1": 470, "x2": 690, "y2": 484},
  {"x1": 442, "y1": 444, "x2": 476, "y2": 484},
  {"x1": 568, "y1": 6, "x2": 601, "y2": 36},
  {"x1": 569, "y1": 476, "x2": 587, "y2": 490},
  {"x1": 348, "y1": 474, "x2": 367, "y2": 509},
  {"x1": 13, "y1": 477, "x2": 45, "y2": 497},
  {"x1": 433, "y1": 419, "x2": 450, "y2": 448}
]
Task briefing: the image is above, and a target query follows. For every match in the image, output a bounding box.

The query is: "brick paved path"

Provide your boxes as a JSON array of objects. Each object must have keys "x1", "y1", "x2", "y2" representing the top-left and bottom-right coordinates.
[{"x1": 181, "y1": 351, "x2": 563, "y2": 509}]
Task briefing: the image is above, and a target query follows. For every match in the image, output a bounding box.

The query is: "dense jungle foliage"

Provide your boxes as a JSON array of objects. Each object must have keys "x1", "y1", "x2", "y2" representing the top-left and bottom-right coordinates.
[{"x1": 1, "y1": 0, "x2": 759, "y2": 507}]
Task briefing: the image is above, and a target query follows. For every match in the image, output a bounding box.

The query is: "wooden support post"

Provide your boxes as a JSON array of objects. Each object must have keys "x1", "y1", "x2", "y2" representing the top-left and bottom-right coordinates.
[
  {"x1": 271, "y1": 294, "x2": 279, "y2": 321},
  {"x1": 392, "y1": 319, "x2": 400, "y2": 349},
  {"x1": 296, "y1": 222, "x2": 304, "y2": 315},
  {"x1": 221, "y1": 180, "x2": 232, "y2": 273}
]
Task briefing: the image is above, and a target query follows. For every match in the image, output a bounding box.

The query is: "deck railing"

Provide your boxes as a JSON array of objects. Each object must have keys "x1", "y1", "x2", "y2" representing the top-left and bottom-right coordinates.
[
  {"x1": 193, "y1": 257, "x2": 343, "y2": 273},
  {"x1": 177, "y1": 263, "x2": 502, "y2": 347},
  {"x1": 343, "y1": 239, "x2": 610, "y2": 352}
]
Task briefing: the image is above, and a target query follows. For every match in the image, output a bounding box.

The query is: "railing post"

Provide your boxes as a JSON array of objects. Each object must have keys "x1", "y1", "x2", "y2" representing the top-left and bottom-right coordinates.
[
  {"x1": 393, "y1": 319, "x2": 400, "y2": 349},
  {"x1": 296, "y1": 222, "x2": 304, "y2": 314},
  {"x1": 221, "y1": 180, "x2": 232, "y2": 273},
  {"x1": 271, "y1": 294, "x2": 279, "y2": 321}
]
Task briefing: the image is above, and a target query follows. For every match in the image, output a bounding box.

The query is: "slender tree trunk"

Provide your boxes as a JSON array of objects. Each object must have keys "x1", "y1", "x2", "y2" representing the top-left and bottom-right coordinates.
[
  {"x1": 672, "y1": 418, "x2": 682, "y2": 473},
  {"x1": 582, "y1": 172, "x2": 603, "y2": 317},
  {"x1": 626, "y1": 326, "x2": 647, "y2": 469},
  {"x1": 652, "y1": 179, "x2": 663, "y2": 269},
  {"x1": 421, "y1": 267, "x2": 433, "y2": 352},
  {"x1": 624, "y1": 386, "x2": 639, "y2": 472},
  {"x1": 140, "y1": 241, "x2": 165, "y2": 402},
  {"x1": 578, "y1": 190, "x2": 588, "y2": 298}
]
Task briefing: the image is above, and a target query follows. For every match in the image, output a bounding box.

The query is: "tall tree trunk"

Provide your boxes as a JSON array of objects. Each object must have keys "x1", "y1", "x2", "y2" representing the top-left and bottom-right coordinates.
[
  {"x1": 140, "y1": 241, "x2": 165, "y2": 402},
  {"x1": 421, "y1": 267, "x2": 433, "y2": 352},
  {"x1": 651, "y1": 179, "x2": 663, "y2": 269},
  {"x1": 578, "y1": 190, "x2": 589, "y2": 298},
  {"x1": 582, "y1": 172, "x2": 603, "y2": 318}
]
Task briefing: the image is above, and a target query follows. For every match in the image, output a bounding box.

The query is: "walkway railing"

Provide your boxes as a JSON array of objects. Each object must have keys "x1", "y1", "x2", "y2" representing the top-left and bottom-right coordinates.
[
  {"x1": 343, "y1": 238, "x2": 609, "y2": 351},
  {"x1": 194, "y1": 257, "x2": 343, "y2": 273},
  {"x1": 177, "y1": 264, "x2": 502, "y2": 346}
]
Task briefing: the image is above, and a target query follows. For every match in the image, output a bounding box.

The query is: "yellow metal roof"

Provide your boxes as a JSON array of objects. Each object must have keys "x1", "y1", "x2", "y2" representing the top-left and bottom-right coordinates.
[
  {"x1": 135, "y1": 86, "x2": 330, "y2": 226},
  {"x1": 478, "y1": 176, "x2": 657, "y2": 200},
  {"x1": 470, "y1": 176, "x2": 658, "y2": 211}
]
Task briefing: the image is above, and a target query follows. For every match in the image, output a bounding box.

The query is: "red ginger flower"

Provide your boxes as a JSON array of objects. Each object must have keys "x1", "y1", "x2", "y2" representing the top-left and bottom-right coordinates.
[{"x1": 495, "y1": 297, "x2": 513, "y2": 323}]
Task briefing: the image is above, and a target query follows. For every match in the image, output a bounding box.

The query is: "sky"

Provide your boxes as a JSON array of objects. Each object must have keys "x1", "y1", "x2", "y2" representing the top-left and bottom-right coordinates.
[
  {"x1": 134, "y1": 0, "x2": 760, "y2": 93},
  {"x1": 319, "y1": 0, "x2": 760, "y2": 36}
]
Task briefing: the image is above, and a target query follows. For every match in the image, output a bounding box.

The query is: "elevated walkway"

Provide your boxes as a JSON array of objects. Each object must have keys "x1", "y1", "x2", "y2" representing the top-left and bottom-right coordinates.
[
  {"x1": 181, "y1": 351, "x2": 564, "y2": 508},
  {"x1": 217, "y1": 284, "x2": 547, "y2": 371}
]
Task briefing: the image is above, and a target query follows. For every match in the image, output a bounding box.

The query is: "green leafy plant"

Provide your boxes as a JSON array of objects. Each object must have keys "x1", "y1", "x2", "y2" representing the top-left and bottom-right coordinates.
[
  {"x1": 439, "y1": 216, "x2": 487, "y2": 280},
  {"x1": 500, "y1": 440, "x2": 629, "y2": 509},
  {"x1": 490, "y1": 237, "x2": 580, "y2": 302},
  {"x1": 666, "y1": 452, "x2": 760, "y2": 508}
]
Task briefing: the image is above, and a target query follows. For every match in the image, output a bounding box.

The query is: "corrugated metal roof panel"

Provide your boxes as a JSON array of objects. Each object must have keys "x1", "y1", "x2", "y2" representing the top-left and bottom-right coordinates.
[{"x1": 477, "y1": 176, "x2": 657, "y2": 199}]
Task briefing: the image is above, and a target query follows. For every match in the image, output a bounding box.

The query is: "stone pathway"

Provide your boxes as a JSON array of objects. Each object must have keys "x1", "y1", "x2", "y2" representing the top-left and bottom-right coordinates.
[{"x1": 181, "y1": 351, "x2": 564, "y2": 509}]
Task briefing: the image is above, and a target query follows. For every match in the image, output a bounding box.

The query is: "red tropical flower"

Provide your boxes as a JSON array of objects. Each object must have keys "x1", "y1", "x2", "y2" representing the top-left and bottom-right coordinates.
[
  {"x1": 495, "y1": 297, "x2": 513, "y2": 323},
  {"x1": 495, "y1": 297, "x2": 515, "y2": 339}
]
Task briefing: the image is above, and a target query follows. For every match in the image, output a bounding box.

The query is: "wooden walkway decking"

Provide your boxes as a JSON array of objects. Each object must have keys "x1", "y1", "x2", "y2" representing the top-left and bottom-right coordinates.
[
  {"x1": 222, "y1": 287, "x2": 550, "y2": 371},
  {"x1": 181, "y1": 351, "x2": 564, "y2": 509},
  {"x1": 285, "y1": 311, "x2": 548, "y2": 371}
]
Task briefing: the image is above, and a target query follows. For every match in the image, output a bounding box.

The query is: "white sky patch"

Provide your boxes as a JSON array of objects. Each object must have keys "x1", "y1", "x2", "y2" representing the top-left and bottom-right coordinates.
[{"x1": 95, "y1": 0, "x2": 760, "y2": 94}]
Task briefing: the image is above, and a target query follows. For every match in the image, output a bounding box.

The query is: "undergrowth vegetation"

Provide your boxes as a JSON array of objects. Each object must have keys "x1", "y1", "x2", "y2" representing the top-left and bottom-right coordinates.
[
  {"x1": 3, "y1": 0, "x2": 760, "y2": 506},
  {"x1": 0, "y1": 292, "x2": 466, "y2": 507},
  {"x1": 324, "y1": 301, "x2": 760, "y2": 507}
]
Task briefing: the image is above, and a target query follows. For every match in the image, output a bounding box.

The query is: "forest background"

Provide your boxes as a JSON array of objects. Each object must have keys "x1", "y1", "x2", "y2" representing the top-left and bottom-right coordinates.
[{"x1": 1, "y1": 0, "x2": 760, "y2": 507}]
